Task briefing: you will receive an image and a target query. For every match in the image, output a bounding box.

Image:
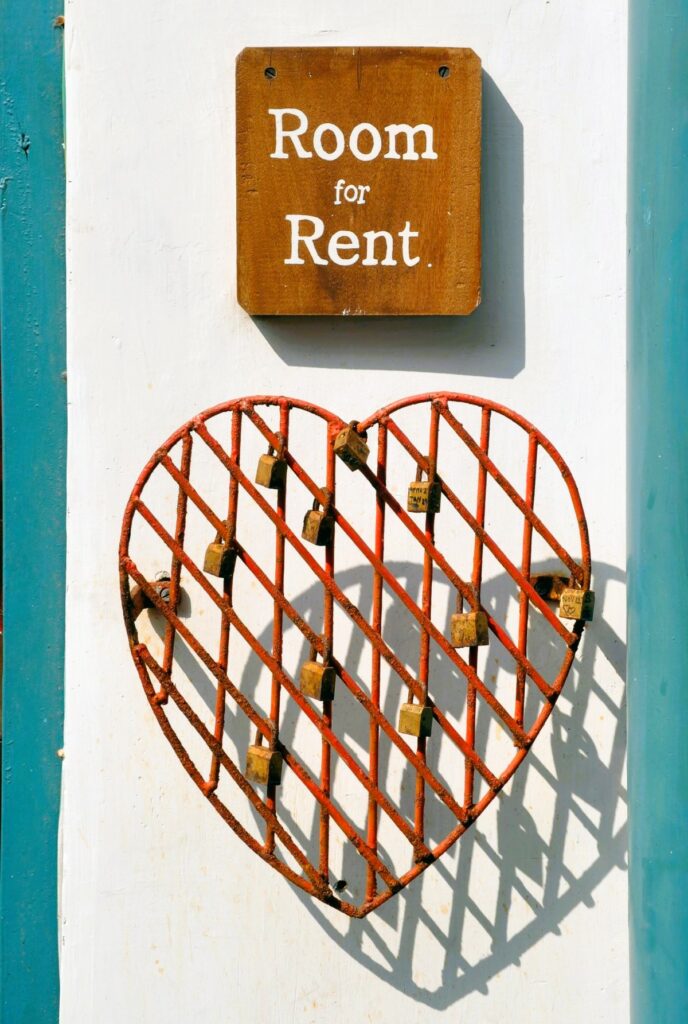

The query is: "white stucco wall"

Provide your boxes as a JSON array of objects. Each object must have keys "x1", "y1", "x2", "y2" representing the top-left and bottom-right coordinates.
[{"x1": 61, "y1": 2, "x2": 628, "y2": 1021}]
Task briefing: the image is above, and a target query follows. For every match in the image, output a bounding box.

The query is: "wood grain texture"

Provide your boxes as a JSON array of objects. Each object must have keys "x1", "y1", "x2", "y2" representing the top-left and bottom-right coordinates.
[{"x1": 236, "y1": 47, "x2": 481, "y2": 315}]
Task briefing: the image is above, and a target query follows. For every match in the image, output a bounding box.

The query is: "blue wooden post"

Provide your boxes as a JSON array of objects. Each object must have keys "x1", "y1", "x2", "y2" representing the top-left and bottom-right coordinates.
[
  {"x1": 0, "y1": 4, "x2": 66, "y2": 1022},
  {"x1": 628, "y1": 2, "x2": 688, "y2": 1021}
]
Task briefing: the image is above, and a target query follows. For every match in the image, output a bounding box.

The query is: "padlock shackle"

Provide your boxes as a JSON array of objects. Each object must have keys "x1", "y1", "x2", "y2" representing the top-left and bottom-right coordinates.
[
  {"x1": 215, "y1": 517, "x2": 236, "y2": 547},
  {"x1": 308, "y1": 636, "x2": 332, "y2": 664},
  {"x1": 312, "y1": 489, "x2": 333, "y2": 514},
  {"x1": 415, "y1": 457, "x2": 437, "y2": 483},
  {"x1": 347, "y1": 419, "x2": 368, "y2": 441}
]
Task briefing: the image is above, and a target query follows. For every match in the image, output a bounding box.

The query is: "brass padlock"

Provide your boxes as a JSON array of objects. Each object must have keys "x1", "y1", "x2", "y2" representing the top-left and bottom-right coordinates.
[
  {"x1": 398, "y1": 702, "x2": 433, "y2": 738},
  {"x1": 203, "y1": 525, "x2": 237, "y2": 580},
  {"x1": 302, "y1": 498, "x2": 334, "y2": 546},
  {"x1": 334, "y1": 422, "x2": 370, "y2": 472},
  {"x1": 558, "y1": 587, "x2": 595, "y2": 622},
  {"x1": 255, "y1": 444, "x2": 287, "y2": 489},
  {"x1": 450, "y1": 610, "x2": 489, "y2": 648},
  {"x1": 245, "y1": 744, "x2": 283, "y2": 786},
  {"x1": 407, "y1": 465, "x2": 441, "y2": 514},
  {"x1": 299, "y1": 649, "x2": 336, "y2": 701}
]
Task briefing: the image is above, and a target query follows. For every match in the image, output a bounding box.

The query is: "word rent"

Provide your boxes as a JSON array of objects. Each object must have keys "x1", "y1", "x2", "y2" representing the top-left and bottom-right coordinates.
[
  {"x1": 285, "y1": 216, "x2": 419, "y2": 267},
  {"x1": 270, "y1": 108, "x2": 435, "y2": 267}
]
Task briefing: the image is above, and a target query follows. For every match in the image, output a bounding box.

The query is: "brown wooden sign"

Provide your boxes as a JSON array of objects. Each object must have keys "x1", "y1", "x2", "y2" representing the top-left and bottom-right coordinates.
[{"x1": 236, "y1": 47, "x2": 481, "y2": 316}]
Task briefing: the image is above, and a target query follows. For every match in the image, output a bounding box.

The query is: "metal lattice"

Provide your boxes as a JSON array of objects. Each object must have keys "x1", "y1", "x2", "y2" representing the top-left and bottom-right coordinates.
[{"x1": 119, "y1": 393, "x2": 591, "y2": 918}]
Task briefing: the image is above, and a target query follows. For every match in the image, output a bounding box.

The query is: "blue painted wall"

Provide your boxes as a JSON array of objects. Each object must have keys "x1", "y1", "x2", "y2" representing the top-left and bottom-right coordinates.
[
  {"x1": 0, "y1": 4, "x2": 66, "y2": 1022},
  {"x1": 628, "y1": 2, "x2": 688, "y2": 1021}
]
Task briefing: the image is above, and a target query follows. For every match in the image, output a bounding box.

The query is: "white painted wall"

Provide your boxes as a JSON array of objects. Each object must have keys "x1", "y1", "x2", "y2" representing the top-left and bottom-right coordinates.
[{"x1": 61, "y1": 2, "x2": 628, "y2": 1021}]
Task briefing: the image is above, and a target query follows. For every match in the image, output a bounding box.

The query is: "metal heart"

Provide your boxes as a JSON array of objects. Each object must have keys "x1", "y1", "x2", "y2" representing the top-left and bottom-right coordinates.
[{"x1": 119, "y1": 394, "x2": 591, "y2": 918}]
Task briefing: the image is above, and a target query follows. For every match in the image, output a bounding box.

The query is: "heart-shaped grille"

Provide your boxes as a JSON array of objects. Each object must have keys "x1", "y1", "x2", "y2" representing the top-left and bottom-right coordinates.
[{"x1": 119, "y1": 393, "x2": 591, "y2": 917}]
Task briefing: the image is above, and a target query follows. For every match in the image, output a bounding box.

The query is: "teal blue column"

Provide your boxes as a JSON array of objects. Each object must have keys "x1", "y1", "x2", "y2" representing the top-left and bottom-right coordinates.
[
  {"x1": 628, "y1": 2, "x2": 688, "y2": 1021},
  {"x1": 0, "y1": 4, "x2": 66, "y2": 1022}
]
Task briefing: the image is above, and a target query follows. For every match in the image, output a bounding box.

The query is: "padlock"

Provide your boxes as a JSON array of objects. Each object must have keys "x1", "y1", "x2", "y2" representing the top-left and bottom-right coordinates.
[
  {"x1": 398, "y1": 702, "x2": 434, "y2": 738},
  {"x1": 334, "y1": 422, "x2": 370, "y2": 472},
  {"x1": 245, "y1": 744, "x2": 283, "y2": 786},
  {"x1": 255, "y1": 444, "x2": 287, "y2": 489},
  {"x1": 558, "y1": 587, "x2": 595, "y2": 622},
  {"x1": 302, "y1": 499, "x2": 334, "y2": 546},
  {"x1": 203, "y1": 525, "x2": 237, "y2": 580},
  {"x1": 450, "y1": 610, "x2": 489, "y2": 648},
  {"x1": 531, "y1": 572, "x2": 568, "y2": 602},
  {"x1": 407, "y1": 466, "x2": 441, "y2": 514},
  {"x1": 299, "y1": 651, "x2": 336, "y2": 701}
]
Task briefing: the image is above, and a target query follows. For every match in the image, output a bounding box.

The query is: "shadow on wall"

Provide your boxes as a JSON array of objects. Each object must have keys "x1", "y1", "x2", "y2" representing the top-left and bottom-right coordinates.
[
  {"x1": 251, "y1": 73, "x2": 525, "y2": 379},
  {"x1": 165, "y1": 556, "x2": 626, "y2": 1006}
]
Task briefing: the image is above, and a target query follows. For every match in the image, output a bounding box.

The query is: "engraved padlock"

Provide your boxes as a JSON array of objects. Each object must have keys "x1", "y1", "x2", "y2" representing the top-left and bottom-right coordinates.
[
  {"x1": 558, "y1": 587, "x2": 595, "y2": 622},
  {"x1": 334, "y1": 421, "x2": 370, "y2": 472},
  {"x1": 245, "y1": 743, "x2": 283, "y2": 786},
  {"x1": 299, "y1": 646, "x2": 336, "y2": 701},
  {"x1": 302, "y1": 498, "x2": 334, "y2": 546},
  {"x1": 255, "y1": 442, "x2": 287, "y2": 489},
  {"x1": 203, "y1": 523, "x2": 237, "y2": 580},
  {"x1": 407, "y1": 465, "x2": 441, "y2": 514},
  {"x1": 450, "y1": 609, "x2": 489, "y2": 648},
  {"x1": 398, "y1": 702, "x2": 433, "y2": 738}
]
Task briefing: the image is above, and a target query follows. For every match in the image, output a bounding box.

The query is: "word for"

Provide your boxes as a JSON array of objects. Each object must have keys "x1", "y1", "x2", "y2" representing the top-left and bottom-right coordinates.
[
  {"x1": 284, "y1": 215, "x2": 420, "y2": 267},
  {"x1": 333, "y1": 179, "x2": 371, "y2": 205},
  {"x1": 270, "y1": 108, "x2": 438, "y2": 162}
]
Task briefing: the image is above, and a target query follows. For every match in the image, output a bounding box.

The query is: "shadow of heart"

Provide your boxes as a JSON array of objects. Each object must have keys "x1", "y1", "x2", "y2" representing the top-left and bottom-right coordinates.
[{"x1": 151, "y1": 557, "x2": 624, "y2": 1003}]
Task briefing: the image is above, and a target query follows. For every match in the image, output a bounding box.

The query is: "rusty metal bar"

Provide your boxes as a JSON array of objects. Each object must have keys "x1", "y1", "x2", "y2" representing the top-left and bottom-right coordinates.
[
  {"x1": 465, "y1": 406, "x2": 491, "y2": 809},
  {"x1": 515, "y1": 433, "x2": 538, "y2": 728},
  {"x1": 414, "y1": 404, "x2": 440, "y2": 840},
  {"x1": 366, "y1": 421, "x2": 387, "y2": 901},
  {"x1": 265, "y1": 401, "x2": 289, "y2": 852},
  {"x1": 206, "y1": 410, "x2": 241, "y2": 793},
  {"x1": 156, "y1": 432, "x2": 193, "y2": 705},
  {"x1": 320, "y1": 422, "x2": 336, "y2": 879}
]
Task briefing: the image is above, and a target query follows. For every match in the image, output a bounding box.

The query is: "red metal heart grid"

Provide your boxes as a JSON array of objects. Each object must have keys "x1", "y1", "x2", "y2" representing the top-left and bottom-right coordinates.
[{"x1": 119, "y1": 393, "x2": 591, "y2": 918}]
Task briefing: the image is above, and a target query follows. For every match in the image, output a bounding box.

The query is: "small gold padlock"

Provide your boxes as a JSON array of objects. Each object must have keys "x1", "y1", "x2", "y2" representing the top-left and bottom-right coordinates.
[
  {"x1": 558, "y1": 587, "x2": 595, "y2": 622},
  {"x1": 245, "y1": 744, "x2": 283, "y2": 786},
  {"x1": 299, "y1": 649, "x2": 336, "y2": 701},
  {"x1": 450, "y1": 610, "x2": 489, "y2": 648},
  {"x1": 407, "y1": 465, "x2": 441, "y2": 514},
  {"x1": 333, "y1": 422, "x2": 370, "y2": 472},
  {"x1": 398, "y1": 702, "x2": 433, "y2": 738},
  {"x1": 255, "y1": 444, "x2": 287, "y2": 489},
  {"x1": 302, "y1": 498, "x2": 334, "y2": 546},
  {"x1": 203, "y1": 525, "x2": 237, "y2": 580}
]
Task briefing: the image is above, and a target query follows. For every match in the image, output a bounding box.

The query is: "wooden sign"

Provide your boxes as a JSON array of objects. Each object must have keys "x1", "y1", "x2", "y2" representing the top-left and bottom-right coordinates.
[{"x1": 236, "y1": 47, "x2": 481, "y2": 316}]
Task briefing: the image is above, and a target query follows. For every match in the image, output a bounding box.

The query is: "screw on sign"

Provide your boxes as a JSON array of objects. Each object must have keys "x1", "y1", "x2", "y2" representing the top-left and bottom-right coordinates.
[{"x1": 119, "y1": 393, "x2": 593, "y2": 918}]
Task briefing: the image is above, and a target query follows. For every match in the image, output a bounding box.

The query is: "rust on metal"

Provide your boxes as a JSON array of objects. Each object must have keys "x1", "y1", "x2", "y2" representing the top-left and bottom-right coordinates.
[{"x1": 119, "y1": 393, "x2": 592, "y2": 918}]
